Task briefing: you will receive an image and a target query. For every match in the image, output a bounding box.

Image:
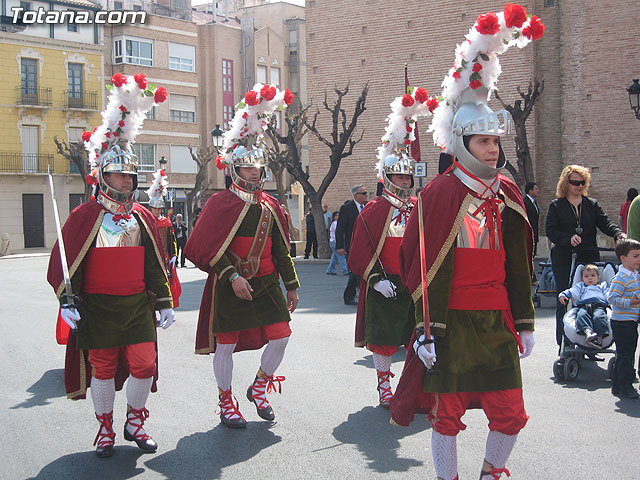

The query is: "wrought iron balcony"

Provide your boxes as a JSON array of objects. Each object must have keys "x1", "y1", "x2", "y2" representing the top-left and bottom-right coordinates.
[
  {"x1": 16, "y1": 87, "x2": 53, "y2": 107},
  {"x1": 0, "y1": 153, "x2": 56, "y2": 173},
  {"x1": 64, "y1": 90, "x2": 99, "y2": 110}
]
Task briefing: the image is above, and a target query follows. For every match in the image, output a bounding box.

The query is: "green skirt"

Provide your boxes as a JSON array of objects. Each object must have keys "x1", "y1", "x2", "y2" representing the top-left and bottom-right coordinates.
[
  {"x1": 423, "y1": 309, "x2": 522, "y2": 393},
  {"x1": 213, "y1": 272, "x2": 290, "y2": 333},
  {"x1": 76, "y1": 291, "x2": 156, "y2": 350},
  {"x1": 365, "y1": 274, "x2": 415, "y2": 347}
]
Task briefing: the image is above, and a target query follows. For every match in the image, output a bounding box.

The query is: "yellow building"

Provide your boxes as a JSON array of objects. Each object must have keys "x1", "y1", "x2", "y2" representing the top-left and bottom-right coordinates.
[{"x1": 0, "y1": 0, "x2": 103, "y2": 252}]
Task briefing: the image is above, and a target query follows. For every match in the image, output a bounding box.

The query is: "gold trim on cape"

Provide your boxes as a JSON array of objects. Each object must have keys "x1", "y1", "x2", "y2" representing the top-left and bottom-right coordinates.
[
  {"x1": 363, "y1": 203, "x2": 394, "y2": 281},
  {"x1": 195, "y1": 275, "x2": 217, "y2": 354},
  {"x1": 208, "y1": 203, "x2": 251, "y2": 268}
]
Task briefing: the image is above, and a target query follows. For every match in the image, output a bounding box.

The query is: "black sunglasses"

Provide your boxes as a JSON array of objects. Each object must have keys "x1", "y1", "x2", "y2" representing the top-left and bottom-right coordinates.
[
  {"x1": 568, "y1": 179, "x2": 586, "y2": 187},
  {"x1": 357, "y1": 191, "x2": 368, "y2": 195}
]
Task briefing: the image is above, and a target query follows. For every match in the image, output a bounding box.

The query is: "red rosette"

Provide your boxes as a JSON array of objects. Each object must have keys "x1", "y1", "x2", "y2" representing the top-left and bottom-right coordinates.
[
  {"x1": 401, "y1": 93, "x2": 415, "y2": 107},
  {"x1": 414, "y1": 87, "x2": 429, "y2": 104},
  {"x1": 405, "y1": 124, "x2": 413, "y2": 133},
  {"x1": 118, "y1": 120, "x2": 125, "y2": 127},
  {"x1": 404, "y1": 139, "x2": 411, "y2": 145},
  {"x1": 133, "y1": 73, "x2": 148, "y2": 90},
  {"x1": 111, "y1": 73, "x2": 127, "y2": 87},
  {"x1": 82, "y1": 131, "x2": 91, "y2": 142},
  {"x1": 85, "y1": 173, "x2": 97, "y2": 185},
  {"x1": 523, "y1": 15, "x2": 545, "y2": 41},
  {"x1": 160, "y1": 170, "x2": 166, "y2": 176},
  {"x1": 475, "y1": 12, "x2": 500, "y2": 35},
  {"x1": 472, "y1": 63, "x2": 483, "y2": 72},
  {"x1": 284, "y1": 88, "x2": 294, "y2": 105},
  {"x1": 260, "y1": 84, "x2": 277, "y2": 101},
  {"x1": 452, "y1": 71, "x2": 462, "y2": 80},
  {"x1": 154, "y1": 87, "x2": 168, "y2": 103},
  {"x1": 119, "y1": 105, "x2": 127, "y2": 112},
  {"x1": 504, "y1": 3, "x2": 527, "y2": 28},
  {"x1": 245, "y1": 91, "x2": 260, "y2": 106},
  {"x1": 215, "y1": 155, "x2": 226, "y2": 170},
  {"x1": 469, "y1": 79, "x2": 483, "y2": 90},
  {"x1": 101, "y1": 142, "x2": 108, "y2": 150},
  {"x1": 426, "y1": 98, "x2": 439, "y2": 113}
]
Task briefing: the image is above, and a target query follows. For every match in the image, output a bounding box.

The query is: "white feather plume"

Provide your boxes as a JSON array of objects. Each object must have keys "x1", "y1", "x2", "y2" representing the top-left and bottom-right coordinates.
[{"x1": 146, "y1": 169, "x2": 168, "y2": 202}]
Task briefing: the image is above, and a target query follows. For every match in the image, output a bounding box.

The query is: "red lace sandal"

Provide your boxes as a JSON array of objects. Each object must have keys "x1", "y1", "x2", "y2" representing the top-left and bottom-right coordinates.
[
  {"x1": 247, "y1": 374, "x2": 285, "y2": 421},
  {"x1": 480, "y1": 466, "x2": 511, "y2": 479},
  {"x1": 376, "y1": 370, "x2": 395, "y2": 409},
  {"x1": 123, "y1": 407, "x2": 157, "y2": 452},
  {"x1": 94, "y1": 412, "x2": 115, "y2": 458},
  {"x1": 219, "y1": 389, "x2": 247, "y2": 428}
]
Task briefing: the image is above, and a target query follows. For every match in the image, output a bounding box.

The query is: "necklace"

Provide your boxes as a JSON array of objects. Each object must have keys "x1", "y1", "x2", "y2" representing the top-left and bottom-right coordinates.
[{"x1": 570, "y1": 200, "x2": 583, "y2": 234}]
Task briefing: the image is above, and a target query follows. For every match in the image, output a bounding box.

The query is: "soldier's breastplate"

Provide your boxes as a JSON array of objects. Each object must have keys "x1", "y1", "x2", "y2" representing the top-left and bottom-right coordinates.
[{"x1": 96, "y1": 213, "x2": 142, "y2": 248}]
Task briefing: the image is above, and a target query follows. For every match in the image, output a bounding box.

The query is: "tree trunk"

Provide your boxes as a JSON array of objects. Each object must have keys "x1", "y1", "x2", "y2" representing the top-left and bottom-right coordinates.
[{"x1": 308, "y1": 193, "x2": 331, "y2": 259}]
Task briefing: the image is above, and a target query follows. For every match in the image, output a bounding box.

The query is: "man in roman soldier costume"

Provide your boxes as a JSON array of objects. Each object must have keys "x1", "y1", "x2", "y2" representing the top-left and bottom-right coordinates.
[
  {"x1": 47, "y1": 73, "x2": 174, "y2": 457},
  {"x1": 349, "y1": 88, "x2": 438, "y2": 408},
  {"x1": 185, "y1": 84, "x2": 299, "y2": 429},
  {"x1": 146, "y1": 169, "x2": 181, "y2": 308},
  {"x1": 389, "y1": 6, "x2": 544, "y2": 479}
]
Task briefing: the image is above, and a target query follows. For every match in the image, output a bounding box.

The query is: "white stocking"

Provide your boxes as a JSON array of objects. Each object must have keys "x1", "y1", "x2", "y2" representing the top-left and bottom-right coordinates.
[
  {"x1": 483, "y1": 431, "x2": 518, "y2": 472},
  {"x1": 432, "y1": 430, "x2": 458, "y2": 480},
  {"x1": 213, "y1": 343, "x2": 235, "y2": 391},
  {"x1": 372, "y1": 352, "x2": 392, "y2": 373},
  {"x1": 126, "y1": 376, "x2": 153, "y2": 410},
  {"x1": 91, "y1": 377, "x2": 115, "y2": 415},
  {"x1": 260, "y1": 336, "x2": 289, "y2": 376}
]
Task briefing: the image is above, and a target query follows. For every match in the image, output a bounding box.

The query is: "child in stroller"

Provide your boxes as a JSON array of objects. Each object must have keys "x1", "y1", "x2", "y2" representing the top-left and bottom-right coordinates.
[{"x1": 558, "y1": 264, "x2": 610, "y2": 349}]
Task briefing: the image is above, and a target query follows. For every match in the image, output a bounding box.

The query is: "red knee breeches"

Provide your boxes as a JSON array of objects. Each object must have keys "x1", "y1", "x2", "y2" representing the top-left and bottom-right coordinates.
[
  {"x1": 216, "y1": 321, "x2": 292, "y2": 344},
  {"x1": 429, "y1": 389, "x2": 529, "y2": 436},
  {"x1": 89, "y1": 342, "x2": 157, "y2": 380}
]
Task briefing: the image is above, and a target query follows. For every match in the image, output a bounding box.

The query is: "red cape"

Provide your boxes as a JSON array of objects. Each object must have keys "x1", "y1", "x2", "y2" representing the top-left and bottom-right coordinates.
[
  {"x1": 184, "y1": 189, "x2": 290, "y2": 354},
  {"x1": 390, "y1": 172, "x2": 533, "y2": 427},
  {"x1": 47, "y1": 200, "x2": 167, "y2": 400},
  {"x1": 348, "y1": 195, "x2": 416, "y2": 347},
  {"x1": 154, "y1": 216, "x2": 181, "y2": 308}
]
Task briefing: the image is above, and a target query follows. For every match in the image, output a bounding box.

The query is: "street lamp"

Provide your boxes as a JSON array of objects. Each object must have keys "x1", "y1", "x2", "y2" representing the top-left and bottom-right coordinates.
[
  {"x1": 627, "y1": 79, "x2": 640, "y2": 120},
  {"x1": 210, "y1": 124, "x2": 224, "y2": 149},
  {"x1": 159, "y1": 155, "x2": 168, "y2": 169}
]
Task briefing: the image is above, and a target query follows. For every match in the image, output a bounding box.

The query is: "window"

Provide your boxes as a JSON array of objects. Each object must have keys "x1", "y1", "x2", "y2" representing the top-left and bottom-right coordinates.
[
  {"x1": 133, "y1": 4, "x2": 142, "y2": 11},
  {"x1": 544, "y1": 0, "x2": 555, "y2": 6},
  {"x1": 146, "y1": 106, "x2": 156, "y2": 120},
  {"x1": 114, "y1": 1, "x2": 123, "y2": 9},
  {"x1": 256, "y1": 65, "x2": 267, "y2": 84},
  {"x1": 170, "y1": 145, "x2": 196, "y2": 173},
  {"x1": 20, "y1": 1, "x2": 30, "y2": 10},
  {"x1": 223, "y1": 104, "x2": 233, "y2": 129},
  {"x1": 114, "y1": 37, "x2": 153, "y2": 66},
  {"x1": 169, "y1": 43, "x2": 195, "y2": 72},
  {"x1": 289, "y1": 29, "x2": 298, "y2": 54},
  {"x1": 170, "y1": 94, "x2": 196, "y2": 123},
  {"x1": 222, "y1": 59, "x2": 233, "y2": 92},
  {"x1": 68, "y1": 63, "x2": 82, "y2": 107},
  {"x1": 67, "y1": 11, "x2": 78, "y2": 32},
  {"x1": 21, "y1": 58, "x2": 37, "y2": 104},
  {"x1": 131, "y1": 143, "x2": 155, "y2": 172},
  {"x1": 173, "y1": 0, "x2": 188, "y2": 9},
  {"x1": 68, "y1": 127, "x2": 84, "y2": 173},
  {"x1": 69, "y1": 193, "x2": 84, "y2": 212},
  {"x1": 270, "y1": 67, "x2": 280, "y2": 89}
]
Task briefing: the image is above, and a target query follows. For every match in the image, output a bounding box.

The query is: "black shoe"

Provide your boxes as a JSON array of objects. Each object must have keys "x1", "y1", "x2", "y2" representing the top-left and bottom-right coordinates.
[
  {"x1": 344, "y1": 299, "x2": 358, "y2": 306},
  {"x1": 619, "y1": 387, "x2": 640, "y2": 399},
  {"x1": 246, "y1": 385, "x2": 275, "y2": 421},
  {"x1": 586, "y1": 353, "x2": 604, "y2": 362},
  {"x1": 326, "y1": 272, "x2": 337, "y2": 275},
  {"x1": 612, "y1": 387, "x2": 620, "y2": 396},
  {"x1": 123, "y1": 423, "x2": 158, "y2": 452},
  {"x1": 96, "y1": 444, "x2": 114, "y2": 458}
]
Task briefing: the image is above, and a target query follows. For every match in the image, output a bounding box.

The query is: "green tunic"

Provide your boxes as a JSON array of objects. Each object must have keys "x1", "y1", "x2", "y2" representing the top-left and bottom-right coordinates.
[
  {"x1": 212, "y1": 203, "x2": 299, "y2": 333},
  {"x1": 416, "y1": 207, "x2": 534, "y2": 393},
  {"x1": 365, "y1": 272, "x2": 415, "y2": 347},
  {"x1": 70, "y1": 214, "x2": 172, "y2": 350}
]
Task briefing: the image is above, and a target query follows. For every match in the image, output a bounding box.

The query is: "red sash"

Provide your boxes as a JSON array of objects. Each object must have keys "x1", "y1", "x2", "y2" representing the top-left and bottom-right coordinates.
[
  {"x1": 228, "y1": 236, "x2": 275, "y2": 277},
  {"x1": 448, "y1": 247, "x2": 522, "y2": 350},
  {"x1": 82, "y1": 246, "x2": 146, "y2": 295},
  {"x1": 378, "y1": 237, "x2": 402, "y2": 276}
]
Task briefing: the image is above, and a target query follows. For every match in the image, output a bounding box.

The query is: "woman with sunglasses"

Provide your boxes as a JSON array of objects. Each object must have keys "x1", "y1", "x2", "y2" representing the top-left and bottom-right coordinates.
[{"x1": 546, "y1": 165, "x2": 625, "y2": 350}]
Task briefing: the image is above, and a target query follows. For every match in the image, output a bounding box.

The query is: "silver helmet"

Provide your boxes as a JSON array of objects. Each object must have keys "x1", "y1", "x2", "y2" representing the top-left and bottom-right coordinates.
[
  {"x1": 229, "y1": 145, "x2": 267, "y2": 192},
  {"x1": 381, "y1": 151, "x2": 415, "y2": 200},
  {"x1": 451, "y1": 87, "x2": 512, "y2": 180},
  {"x1": 97, "y1": 143, "x2": 139, "y2": 212}
]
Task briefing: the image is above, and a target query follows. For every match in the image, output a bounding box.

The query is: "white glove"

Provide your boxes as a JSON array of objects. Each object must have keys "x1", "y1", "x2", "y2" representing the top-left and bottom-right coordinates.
[
  {"x1": 413, "y1": 334, "x2": 436, "y2": 368},
  {"x1": 519, "y1": 330, "x2": 535, "y2": 359},
  {"x1": 60, "y1": 306, "x2": 80, "y2": 330},
  {"x1": 169, "y1": 256, "x2": 177, "y2": 270},
  {"x1": 157, "y1": 308, "x2": 175, "y2": 330},
  {"x1": 373, "y1": 279, "x2": 396, "y2": 298}
]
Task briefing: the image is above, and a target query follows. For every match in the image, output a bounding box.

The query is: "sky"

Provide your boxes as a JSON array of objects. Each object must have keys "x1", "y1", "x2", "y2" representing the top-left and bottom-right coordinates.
[{"x1": 190, "y1": 0, "x2": 304, "y2": 6}]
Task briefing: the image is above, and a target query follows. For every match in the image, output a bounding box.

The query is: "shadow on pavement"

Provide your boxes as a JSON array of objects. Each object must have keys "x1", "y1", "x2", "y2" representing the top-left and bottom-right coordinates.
[
  {"x1": 12, "y1": 369, "x2": 66, "y2": 409},
  {"x1": 332, "y1": 405, "x2": 427, "y2": 474},
  {"x1": 144, "y1": 422, "x2": 281, "y2": 479},
  {"x1": 29, "y1": 447, "x2": 146, "y2": 479}
]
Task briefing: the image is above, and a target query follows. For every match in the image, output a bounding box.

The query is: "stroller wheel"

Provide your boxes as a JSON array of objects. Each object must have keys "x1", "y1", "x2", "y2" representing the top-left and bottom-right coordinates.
[
  {"x1": 607, "y1": 357, "x2": 615, "y2": 379},
  {"x1": 553, "y1": 358, "x2": 565, "y2": 380},
  {"x1": 563, "y1": 357, "x2": 580, "y2": 381}
]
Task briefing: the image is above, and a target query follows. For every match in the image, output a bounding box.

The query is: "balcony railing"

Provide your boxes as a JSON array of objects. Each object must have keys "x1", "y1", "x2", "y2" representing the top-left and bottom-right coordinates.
[
  {"x1": 16, "y1": 87, "x2": 53, "y2": 107},
  {"x1": 0, "y1": 153, "x2": 56, "y2": 173},
  {"x1": 64, "y1": 90, "x2": 99, "y2": 110}
]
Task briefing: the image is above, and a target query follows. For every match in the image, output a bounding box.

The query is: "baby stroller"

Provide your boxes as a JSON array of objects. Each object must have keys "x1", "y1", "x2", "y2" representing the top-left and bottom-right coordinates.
[
  {"x1": 552, "y1": 249, "x2": 617, "y2": 382},
  {"x1": 533, "y1": 256, "x2": 556, "y2": 308}
]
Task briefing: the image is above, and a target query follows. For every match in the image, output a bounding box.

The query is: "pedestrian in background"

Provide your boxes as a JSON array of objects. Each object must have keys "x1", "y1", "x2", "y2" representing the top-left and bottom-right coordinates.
[
  {"x1": 304, "y1": 207, "x2": 318, "y2": 259},
  {"x1": 322, "y1": 203, "x2": 332, "y2": 235},
  {"x1": 619, "y1": 188, "x2": 638, "y2": 234},
  {"x1": 326, "y1": 211, "x2": 348, "y2": 275},
  {"x1": 175, "y1": 213, "x2": 188, "y2": 268}
]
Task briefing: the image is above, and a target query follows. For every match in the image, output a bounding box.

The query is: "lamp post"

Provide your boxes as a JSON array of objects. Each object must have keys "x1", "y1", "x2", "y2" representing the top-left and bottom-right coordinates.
[
  {"x1": 627, "y1": 79, "x2": 640, "y2": 120},
  {"x1": 159, "y1": 155, "x2": 168, "y2": 169},
  {"x1": 210, "y1": 124, "x2": 224, "y2": 150}
]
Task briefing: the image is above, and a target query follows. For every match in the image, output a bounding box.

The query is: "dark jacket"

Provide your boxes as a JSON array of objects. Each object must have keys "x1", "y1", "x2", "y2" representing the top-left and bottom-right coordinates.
[
  {"x1": 335, "y1": 200, "x2": 364, "y2": 253},
  {"x1": 546, "y1": 196, "x2": 622, "y2": 264},
  {"x1": 523, "y1": 195, "x2": 540, "y2": 242},
  {"x1": 305, "y1": 213, "x2": 315, "y2": 233}
]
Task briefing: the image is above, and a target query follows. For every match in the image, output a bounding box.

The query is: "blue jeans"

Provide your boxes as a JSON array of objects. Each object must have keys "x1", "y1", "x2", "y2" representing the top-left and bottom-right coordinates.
[{"x1": 327, "y1": 241, "x2": 348, "y2": 274}]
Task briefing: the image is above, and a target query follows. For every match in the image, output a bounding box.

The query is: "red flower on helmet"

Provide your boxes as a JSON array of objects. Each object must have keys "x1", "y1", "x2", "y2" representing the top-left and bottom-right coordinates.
[
  {"x1": 401, "y1": 93, "x2": 415, "y2": 107},
  {"x1": 472, "y1": 63, "x2": 483, "y2": 72},
  {"x1": 154, "y1": 87, "x2": 168, "y2": 103},
  {"x1": 118, "y1": 120, "x2": 125, "y2": 127},
  {"x1": 111, "y1": 73, "x2": 127, "y2": 87},
  {"x1": 475, "y1": 12, "x2": 500, "y2": 35},
  {"x1": 119, "y1": 105, "x2": 127, "y2": 112},
  {"x1": 82, "y1": 131, "x2": 91, "y2": 142},
  {"x1": 260, "y1": 84, "x2": 277, "y2": 101},
  {"x1": 216, "y1": 155, "x2": 226, "y2": 170},
  {"x1": 427, "y1": 97, "x2": 439, "y2": 113},
  {"x1": 133, "y1": 74, "x2": 148, "y2": 90},
  {"x1": 105, "y1": 132, "x2": 111, "y2": 138},
  {"x1": 404, "y1": 139, "x2": 411, "y2": 145},
  {"x1": 85, "y1": 174, "x2": 97, "y2": 185},
  {"x1": 469, "y1": 79, "x2": 483, "y2": 90},
  {"x1": 245, "y1": 90, "x2": 260, "y2": 106},
  {"x1": 101, "y1": 142, "x2": 108, "y2": 150},
  {"x1": 160, "y1": 169, "x2": 166, "y2": 176},
  {"x1": 452, "y1": 71, "x2": 462, "y2": 80},
  {"x1": 284, "y1": 88, "x2": 294, "y2": 105},
  {"x1": 504, "y1": 3, "x2": 527, "y2": 28},
  {"x1": 523, "y1": 15, "x2": 545, "y2": 41},
  {"x1": 406, "y1": 124, "x2": 413, "y2": 133},
  {"x1": 242, "y1": 112, "x2": 248, "y2": 119},
  {"x1": 414, "y1": 87, "x2": 429, "y2": 104}
]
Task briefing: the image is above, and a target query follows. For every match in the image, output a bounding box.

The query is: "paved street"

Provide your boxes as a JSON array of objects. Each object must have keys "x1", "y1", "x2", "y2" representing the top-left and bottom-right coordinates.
[{"x1": 1, "y1": 256, "x2": 639, "y2": 479}]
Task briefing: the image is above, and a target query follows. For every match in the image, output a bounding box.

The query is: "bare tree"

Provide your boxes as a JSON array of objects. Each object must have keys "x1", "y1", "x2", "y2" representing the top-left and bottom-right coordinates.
[
  {"x1": 495, "y1": 79, "x2": 544, "y2": 189},
  {"x1": 53, "y1": 136, "x2": 92, "y2": 201},
  {"x1": 187, "y1": 145, "x2": 216, "y2": 228}
]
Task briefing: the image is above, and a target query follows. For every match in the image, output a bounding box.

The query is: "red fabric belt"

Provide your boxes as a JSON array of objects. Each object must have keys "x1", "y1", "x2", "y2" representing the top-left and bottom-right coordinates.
[
  {"x1": 82, "y1": 246, "x2": 146, "y2": 295},
  {"x1": 378, "y1": 237, "x2": 401, "y2": 276},
  {"x1": 228, "y1": 236, "x2": 275, "y2": 277}
]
